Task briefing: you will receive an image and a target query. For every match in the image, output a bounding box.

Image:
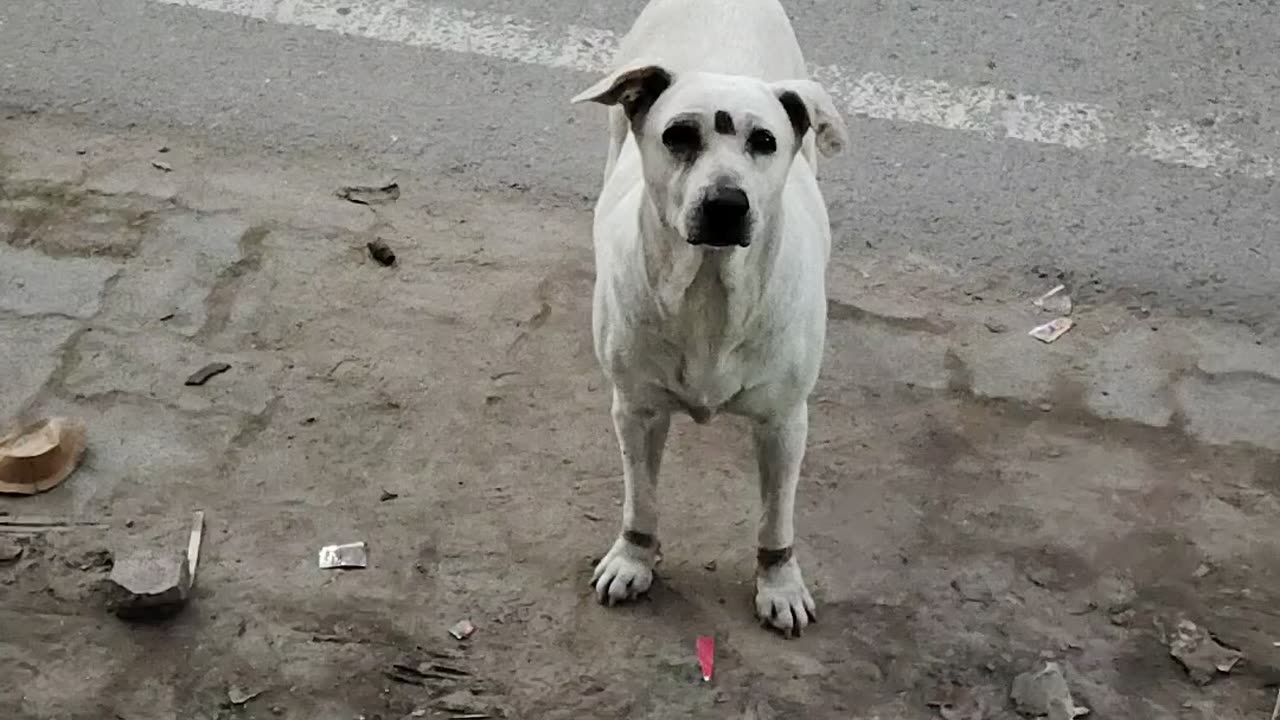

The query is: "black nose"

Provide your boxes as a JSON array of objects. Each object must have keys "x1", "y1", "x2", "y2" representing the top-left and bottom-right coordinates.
[{"x1": 703, "y1": 185, "x2": 750, "y2": 222}]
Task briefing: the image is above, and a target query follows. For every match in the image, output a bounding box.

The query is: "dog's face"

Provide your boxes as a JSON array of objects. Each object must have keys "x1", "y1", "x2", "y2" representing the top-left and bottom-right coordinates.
[{"x1": 573, "y1": 63, "x2": 847, "y2": 249}]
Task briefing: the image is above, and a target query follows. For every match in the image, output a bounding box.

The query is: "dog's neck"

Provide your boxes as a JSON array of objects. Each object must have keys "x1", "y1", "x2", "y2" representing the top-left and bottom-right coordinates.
[{"x1": 638, "y1": 196, "x2": 779, "y2": 321}]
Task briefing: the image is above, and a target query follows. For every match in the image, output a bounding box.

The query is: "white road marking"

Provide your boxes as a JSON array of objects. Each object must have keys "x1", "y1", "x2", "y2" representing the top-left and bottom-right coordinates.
[{"x1": 153, "y1": 0, "x2": 1276, "y2": 180}]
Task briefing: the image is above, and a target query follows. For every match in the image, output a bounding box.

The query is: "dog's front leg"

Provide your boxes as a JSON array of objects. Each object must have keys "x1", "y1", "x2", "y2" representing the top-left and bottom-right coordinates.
[
  {"x1": 592, "y1": 389, "x2": 670, "y2": 605},
  {"x1": 753, "y1": 402, "x2": 817, "y2": 637}
]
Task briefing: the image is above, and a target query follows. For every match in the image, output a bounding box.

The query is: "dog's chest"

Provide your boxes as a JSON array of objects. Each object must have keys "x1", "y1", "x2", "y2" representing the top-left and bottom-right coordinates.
[{"x1": 653, "y1": 271, "x2": 758, "y2": 418}]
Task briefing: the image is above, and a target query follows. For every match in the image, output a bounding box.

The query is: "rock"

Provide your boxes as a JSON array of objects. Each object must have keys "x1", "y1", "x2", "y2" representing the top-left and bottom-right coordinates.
[
  {"x1": 366, "y1": 239, "x2": 396, "y2": 266},
  {"x1": 1010, "y1": 662, "x2": 1089, "y2": 719},
  {"x1": 1164, "y1": 618, "x2": 1242, "y2": 685},
  {"x1": 0, "y1": 536, "x2": 24, "y2": 563},
  {"x1": 105, "y1": 548, "x2": 192, "y2": 620}
]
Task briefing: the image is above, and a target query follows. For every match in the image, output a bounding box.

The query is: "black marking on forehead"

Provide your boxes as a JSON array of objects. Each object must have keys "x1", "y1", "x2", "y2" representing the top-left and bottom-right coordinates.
[{"x1": 714, "y1": 110, "x2": 735, "y2": 135}]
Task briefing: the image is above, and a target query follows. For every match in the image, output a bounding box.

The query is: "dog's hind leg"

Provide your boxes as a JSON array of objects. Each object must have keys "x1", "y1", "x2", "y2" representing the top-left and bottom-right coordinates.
[
  {"x1": 752, "y1": 402, "x2": 817, "y2": 637},
  {"x1": 592, "y1": 388, "x2": 670, "y2": 605}
]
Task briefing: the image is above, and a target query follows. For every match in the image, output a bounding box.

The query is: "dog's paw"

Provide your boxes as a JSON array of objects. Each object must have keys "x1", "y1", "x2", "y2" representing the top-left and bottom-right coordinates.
[
  {"x1": 755, "y1": 557, "x2": 817, "y2": 638},
  {"x1": 592, "y1": 535, "x2": 658, "y2": 606}
]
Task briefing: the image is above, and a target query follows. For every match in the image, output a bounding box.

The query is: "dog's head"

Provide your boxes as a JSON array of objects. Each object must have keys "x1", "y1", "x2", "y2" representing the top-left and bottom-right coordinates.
[{"x1": 573, "y1": 61, "x2": 847, "y2": 249}]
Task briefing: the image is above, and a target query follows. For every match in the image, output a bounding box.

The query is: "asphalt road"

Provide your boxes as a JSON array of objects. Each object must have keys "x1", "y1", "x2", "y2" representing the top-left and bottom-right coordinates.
[{"x1": 2, "y1": 0, "x2": 1277, "y2": 326}]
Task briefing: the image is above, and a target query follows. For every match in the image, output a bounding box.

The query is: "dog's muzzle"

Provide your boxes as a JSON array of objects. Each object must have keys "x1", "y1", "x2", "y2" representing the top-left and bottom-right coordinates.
[{"x1": 689, "y1": 182, "x2": 751, "y2": 248}]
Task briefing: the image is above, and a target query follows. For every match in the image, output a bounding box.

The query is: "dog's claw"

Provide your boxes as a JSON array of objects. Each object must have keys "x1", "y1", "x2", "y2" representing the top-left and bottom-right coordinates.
[
  {"x1": 755, "y1": 556, "x2": 817, "y2": 637},
  {"x1": 592, "y1": 535, "x2": 657, "y2": 606}
]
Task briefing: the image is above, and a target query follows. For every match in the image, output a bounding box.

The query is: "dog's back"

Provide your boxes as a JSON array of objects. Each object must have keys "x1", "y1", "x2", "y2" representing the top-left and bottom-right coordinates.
[{"x1": 617, "y1": 0, "x2": 808, "y2": 80}]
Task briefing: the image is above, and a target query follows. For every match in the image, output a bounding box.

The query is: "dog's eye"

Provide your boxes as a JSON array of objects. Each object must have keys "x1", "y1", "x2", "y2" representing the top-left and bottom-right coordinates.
[
  {"x1": 662, "y1": 124, "x2": 701, "y2": 154},
  {"x1": 747, "y1": 129, "x2": 777, "y2": 156}
]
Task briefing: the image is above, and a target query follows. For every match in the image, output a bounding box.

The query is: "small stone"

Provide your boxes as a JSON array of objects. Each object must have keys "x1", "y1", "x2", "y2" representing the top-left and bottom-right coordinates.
[
  {"x1": 185, "y1": 362, "x2": 231, "y2": 386},
  {"x1": 227, "y1": 686, "x2": 262, "y2": 705},
  {"x1": 106, "y1": 548, "x2": 192, "y2": 620},
  {"x1": 1039, "y1": 402, "x2": 1053, "y2": 412},
  {"x1": 366, "y1": 239, "x2": 396, "y2": 266},
  {"x1": 984, "y1": 320, "x2": 1008, "y2": 333},
  {"x1": 703, "y1": 560, "x2": 717, "y2": 572}
]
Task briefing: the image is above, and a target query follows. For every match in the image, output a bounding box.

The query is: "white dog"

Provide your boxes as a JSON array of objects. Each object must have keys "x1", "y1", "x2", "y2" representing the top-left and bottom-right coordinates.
[{"x1": 571, "y1": 0, "x2": 847, "y2": 637}]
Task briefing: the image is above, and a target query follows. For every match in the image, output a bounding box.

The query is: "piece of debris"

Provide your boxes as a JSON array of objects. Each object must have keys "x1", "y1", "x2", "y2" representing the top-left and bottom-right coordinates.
[
  {"x1": 582, "y1": 511, "x2": 602, "y2": 522},
  {"x1": 1032, "y1": 285, "x2": 1073, "y2": 315},
  {"x1": 158, "y1": 145, "x2": 171, "y2": 153},
  {"x1": 367, "y1": 239, "x2": 397, "y2": 266},
  {"x1": 379, "y1": 489, "x2": 399, "y2": 502},
  {"x1": 703, "y1": 560, "x2": 717, "y2": 572},
  {"x1": 1270, "y1": 687, "x2": 1280, "y2": 720},
  {"x1": 1191, "y1": 563, "x2": 1212, "y2": 579},
  {"x1": 984, "y1": 320, "x2": 1008, "y2": 334},
  {"x1": 385, "y1": 660, "x2": 473, "y2": 686},
  {"x1": 0, "y1": 516, "x2": 107, "y2": 533},
  {"x1": 337, "y1": 182, "x2": 400, "y2": 206},
  {"x1": 187, "y1": 510, "x2": 205, "y2": 578},
  {"x1": 696, "y1": 635, "x2": 715, "y2": 682},
  {"x1": 0, "y1": 536, "x2": 24, "y2": 563},
  {"x1": 184, "y1": 362, "x2": 231, "y2": 386},
  {"x1": 227, "y1": 686, "x2": 262, "y2": 706},
  {"x1": 449, "y1": 619, "x2": 476, "y2": 640},
  {"x1": 0, "y1": 417, "x2": 88, "y2": 495},
  {"x1": 151, "y1": 160, "x2": 173, "y2": 172},
  {"x1": 318, "y1": 541, "x2": 368, "y2": 569},
  {"x1": 1010, "y1": 662, "x2": 1089, "y2": 719},
  {"x1": 1029, "y1": 318, "x2": 1074, "y2": 344},
  {"x1": 1163, "y1": 618, "x2": 1242, "y2": 685}
]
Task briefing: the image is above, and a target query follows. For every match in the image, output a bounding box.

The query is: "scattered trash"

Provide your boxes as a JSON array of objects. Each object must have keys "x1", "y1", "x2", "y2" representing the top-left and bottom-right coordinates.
[
  {"x1": 106, "y1": 510, "x2": 204, "y2": 620},
  {"x1": 1032, "y1": 285, "x2": 1073, "y2": 315},
  {"x1": 367, "y1": 239, "x2": 397, "y2": 266},
  {"x1": 318, "y1": 541, "x2": 368, "y2": 569},
  {"x1": 184, "y1": 362, "x2": 231, "y2": 387},
  {"x1": 337, "y1": 182, "x2": 400, "y2": 206},
  {"x1": 379, "y1": 489, "x2": 399, "y2": 502},
  {"x1": 0, "y1": 536, "x2": 24, "y2": 563},
  {"x1": 151, "y1": 160, "x2": 174, "y2": 172},
  {"x1": 984, "y1": 320, "x2": 1008, "y2": 334},
  {"x1": 1029, "y1": 318, "x2": 1074, "y2": 344},
  {"x1": 227, "y1": 686, "x2": 262, "y2": 706},
  {"x1": 0, "y1": 417, "x2": 88, "y2": 495},
  {"x1": 696, "y1": 635, "x2": 715, "y2": 682},
  {"x1": 187, "y1": 510, "x2": 205, "y2": 577},
  {"x1": 1162, "y1": 617, "x2": 1242, "y2": 685},
  {"x1": 1010, "y1": 662, "x2": 1089, "y2": 719},
  {"x1": 449, "y1": 619, "x2": 476, "y2": 641}
]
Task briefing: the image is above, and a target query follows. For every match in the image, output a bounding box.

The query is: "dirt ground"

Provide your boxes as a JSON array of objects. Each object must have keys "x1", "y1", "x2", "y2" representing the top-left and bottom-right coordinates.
[{"x1": 2, "y1": 115, "x2": 1279, "y2": 720}]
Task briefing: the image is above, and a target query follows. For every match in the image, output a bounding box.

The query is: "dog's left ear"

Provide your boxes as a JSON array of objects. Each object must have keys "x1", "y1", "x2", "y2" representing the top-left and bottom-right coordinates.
[
  {"x1": 571, "y1": 60, "x2": 674, "y2": 120},
  {"x1": 770, "y1": 79, "x2": 849, "y2": 157}
]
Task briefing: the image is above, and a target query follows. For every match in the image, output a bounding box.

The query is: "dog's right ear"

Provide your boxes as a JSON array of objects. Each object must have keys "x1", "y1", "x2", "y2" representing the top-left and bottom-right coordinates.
[{"x1": 571, "y1": 61, "x2": 674, "y2": 120}]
